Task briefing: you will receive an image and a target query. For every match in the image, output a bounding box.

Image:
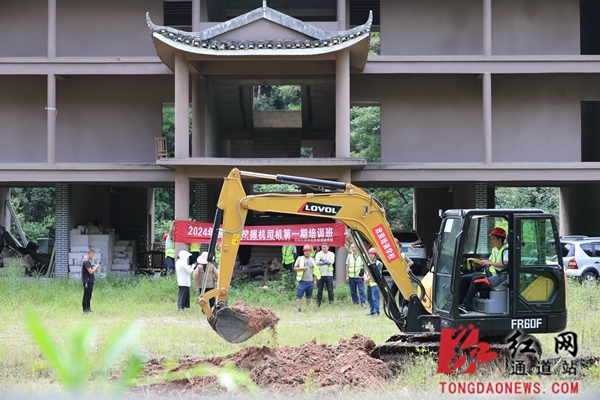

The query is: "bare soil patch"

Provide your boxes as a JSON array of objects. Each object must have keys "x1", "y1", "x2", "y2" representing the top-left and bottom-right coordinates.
[{"x1": 134, "y1": 334, "x2": 390, "y2": 396}]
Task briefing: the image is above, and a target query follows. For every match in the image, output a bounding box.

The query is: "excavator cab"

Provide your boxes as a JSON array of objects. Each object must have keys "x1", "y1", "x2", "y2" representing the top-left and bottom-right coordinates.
[{"x1": 430, "y1": 209, "x2": 567, "y2": 335}]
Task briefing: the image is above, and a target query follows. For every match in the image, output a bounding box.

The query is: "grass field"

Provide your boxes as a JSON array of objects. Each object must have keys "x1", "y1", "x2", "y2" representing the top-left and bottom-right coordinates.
[{"x1": 1, "y1": 260, "x2": 599, "y2": 398}]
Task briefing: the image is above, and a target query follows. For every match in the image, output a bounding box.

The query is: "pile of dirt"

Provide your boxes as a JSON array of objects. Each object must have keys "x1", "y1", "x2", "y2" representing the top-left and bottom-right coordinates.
[
  {"x1": 228, "y1": 301, "x2": 280, "y2": 334},
  {"x1": 136, "y1": 334, "x2": 390, "y2": 395}
]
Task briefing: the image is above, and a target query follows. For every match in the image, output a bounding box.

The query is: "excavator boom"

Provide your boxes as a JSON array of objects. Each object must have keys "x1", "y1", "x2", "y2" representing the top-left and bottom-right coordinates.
[{"x1": 197, "y1": 168, "x2": 430, "y2": 343}]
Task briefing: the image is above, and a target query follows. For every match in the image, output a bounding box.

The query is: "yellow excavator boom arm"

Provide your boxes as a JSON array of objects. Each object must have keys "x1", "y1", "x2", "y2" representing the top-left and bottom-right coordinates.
[{"x1": 197, "y1": 169, "x2": 428, "y2": 322}]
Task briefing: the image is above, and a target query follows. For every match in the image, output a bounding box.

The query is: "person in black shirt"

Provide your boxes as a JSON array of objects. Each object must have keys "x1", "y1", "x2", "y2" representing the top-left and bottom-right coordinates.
[{"x1": 82, "y1": 247, "x2": 101, "y2": 313}]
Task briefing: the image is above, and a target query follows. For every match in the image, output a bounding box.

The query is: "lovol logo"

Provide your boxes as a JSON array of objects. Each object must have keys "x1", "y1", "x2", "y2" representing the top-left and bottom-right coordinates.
[{"x1": 299, "y1": 202, "x2": 343, "y2": 216}]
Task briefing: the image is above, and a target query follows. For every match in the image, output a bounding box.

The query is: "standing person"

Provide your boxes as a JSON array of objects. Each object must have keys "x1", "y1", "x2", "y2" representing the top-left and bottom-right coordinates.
[
  {"x1": 189, "y1": 242, "x2": 201, "y2": 266},
  {"x1": 81, "y1": 247, "x2": 101, "y2": 314},
  {"x1": 214, "y1": 242, "x2": 222, "y2": 268},
  {"x1": 346, "y1": 244, "x2": 366, "y2": 307},
  {"x1": 193, "y1": 251, "x2": 219, "y2": 308},
  {"x1": 344, "y1": 231, "x2": 354, "y2": 252},
  {"x1": 394, "y1": 238, "x2": 414, "y2": 269},
  {"x1": 315, "y1": 242, "x2": 335, "y2": 306},
  {"x1": 364, "y1": 247, "x2": 383, "y2": 316},
  {"x1": 294, "y1": 244, "x2": 320, "y2": 312},
  {"x1": 281, "y1": 244, "x2": 297, "y2": 273},
  {"x1": 176, "y1": 250, "x2": 194, "y2": 311},
  {"x1": 164, "y1": 222, "x2": 175, "y2": 275}
]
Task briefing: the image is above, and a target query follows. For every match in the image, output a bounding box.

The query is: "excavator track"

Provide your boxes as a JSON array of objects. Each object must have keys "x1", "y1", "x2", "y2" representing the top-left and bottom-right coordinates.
[{"x1": 371, "y1": 332, "x2": 511, "y2": 375}]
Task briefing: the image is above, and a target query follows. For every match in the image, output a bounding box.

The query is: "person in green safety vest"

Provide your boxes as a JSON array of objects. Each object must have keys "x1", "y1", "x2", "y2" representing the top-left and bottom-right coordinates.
[
  {"x1": 214, "y1": 242, "x2": 221, "y2": 268},
  {"x1": 459, "y1": 227, "x2": 509, "y2": 312},
  {"x1": 293, "y1": 244, "x2": 320, "y2": 312},
  {"x1": 163, "y1": 222, "x2": 175, "y2": 275},
  {"x1": 281, "y1": 244, "x2": 297, "y2": 273},
  {"x1": 189, "y1": 242, "x2": 201, "y2": 266},
  {"x1": 364, "y1": 247, "x2": 383, "y2": 316},
  {"x1": 346, "y1": 244, "x2": 366, "y2": 307}
]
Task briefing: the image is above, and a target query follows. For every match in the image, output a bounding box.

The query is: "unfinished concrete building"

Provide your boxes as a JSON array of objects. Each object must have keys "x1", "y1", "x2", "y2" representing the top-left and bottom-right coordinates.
[{"x1": 2, "y1": 0, "x2": 600, "y2": 277}]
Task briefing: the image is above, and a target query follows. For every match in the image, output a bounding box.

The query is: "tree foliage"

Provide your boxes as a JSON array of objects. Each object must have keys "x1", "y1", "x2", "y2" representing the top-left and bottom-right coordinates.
[
  {"x1": 495, "y1": 187, "x2": 559, "y2": 216},
  {"x1": 10, "y1": 187, "x2": 56, "y2": 241},
  {"x1": 253, "y1": 85, "x2": 301, "y2": 110},
  {"x1": 350, "y1": 106, "x2": 381, "y2": 163},
  {"x1": 369, "y1": 32, "x2": 381, "y2": 56}
]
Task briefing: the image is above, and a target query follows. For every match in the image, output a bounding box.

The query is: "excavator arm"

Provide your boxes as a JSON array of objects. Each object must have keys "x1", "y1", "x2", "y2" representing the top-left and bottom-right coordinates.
[{"x1": 197, "y1": 168, "x2": 431, "y2": 343}]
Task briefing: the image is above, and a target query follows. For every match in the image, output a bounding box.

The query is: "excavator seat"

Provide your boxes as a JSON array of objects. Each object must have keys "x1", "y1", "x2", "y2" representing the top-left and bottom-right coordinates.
[{"x1": 473, "y1": 275, "x2": 508, "y2": 314}]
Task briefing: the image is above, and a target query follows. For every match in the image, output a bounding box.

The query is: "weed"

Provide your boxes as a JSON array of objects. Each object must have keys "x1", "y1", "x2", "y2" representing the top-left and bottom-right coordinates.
[{"x1": 25, "y1": 311, "x2": 143, "y2": 395}]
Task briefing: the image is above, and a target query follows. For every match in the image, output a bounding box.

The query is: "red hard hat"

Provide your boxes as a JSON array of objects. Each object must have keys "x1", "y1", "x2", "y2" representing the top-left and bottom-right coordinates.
[
  {"x1": 163, "y1": 232, "x2": 168, "y2": 240},
  {"x1": 303, "y1": 244, "x2": 312, "y2": 251},
  {"x1": 394, "y1": 238, "x2": 399, "y2": 244},
  {"x1": 368, "y1": 247, "x2": 378, "y2": 255},
  {"x1": 489, "y1": 227, "x2": 506, "y2": 239}
]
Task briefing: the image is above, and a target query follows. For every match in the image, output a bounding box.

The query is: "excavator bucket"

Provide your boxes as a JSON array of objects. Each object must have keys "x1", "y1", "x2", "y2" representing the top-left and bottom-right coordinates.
[{"x1": 210, "y1": 306, "x2": 277, "y2": 344}]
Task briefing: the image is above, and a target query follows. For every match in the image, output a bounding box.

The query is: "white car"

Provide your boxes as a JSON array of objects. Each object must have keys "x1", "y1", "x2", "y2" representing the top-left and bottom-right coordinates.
[
  {"x1": 560, "y1": 236, "x2": 600, "y2": 283},
  {"x1": 393, "y1": 231, "x2": 428, "y2": 276}
]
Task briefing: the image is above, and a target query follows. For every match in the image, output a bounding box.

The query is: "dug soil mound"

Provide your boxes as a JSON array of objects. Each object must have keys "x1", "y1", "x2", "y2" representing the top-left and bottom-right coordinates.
[
  {"x1": 229, "y1": 300, "x2": 280, "y2": 333},
  {"x1": 137, "y1": 334, "x2": 390, "y2": 395}
]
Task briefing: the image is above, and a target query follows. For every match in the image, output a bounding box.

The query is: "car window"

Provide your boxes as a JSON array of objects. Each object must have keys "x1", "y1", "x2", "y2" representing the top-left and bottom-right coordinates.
[
  {"x1": 395, "y1": 232, "x2": 419, "y2": 242},
  {"x1": 562, "y1": 243, "x2": 574, "y2": 257},
  {"x1": 580, "y1": 243, "x2": 593, "y2": 257},
  {"x1": 592, "y1": 243, "x2": 600, "y2": 257}
]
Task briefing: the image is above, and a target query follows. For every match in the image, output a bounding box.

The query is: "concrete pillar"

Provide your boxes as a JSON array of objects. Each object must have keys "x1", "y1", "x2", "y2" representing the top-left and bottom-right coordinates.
[
  {"x1": 474, "y1": 183, "x2": 488, "y2": 209},
  {"x1": 483, "y1": 0, "x2": 492, "y2": 57},
  {"x1": 0, "y1": 188, "x2": 10, "y2": 230},
  {"x1": 194, "y1": 183, "x2": 208, "y2": 222},
  {"x1": 55, "y1": 183, "x2": 70, "y2": 277},
  {"x1": 48, "y1": 0, "x2": 56, "y2": 58},
  {"x1": 337, "y1": 0, "x2": 347, "y2": 30},
  {"x1": 47, "y1": 74, "x2": 56, "y2": 164},
  {"x1": 335, "y1": 50, "x2": 351, "y2": 158},
  {"x1": 191, "y1": 74, "x2": 206, "y2": 157},
  {"x1": 483, "y1": 72, "x2": 492, "y2": 163},
  {"x1": 174, "y1": 52, "x2": 190, "y2": 158},
  {"x1": 194, "y1": 182, "x2": 209, "y2": 251},
  {"x1": 148, "y1": 188, "x2": 155, "y2": 247},
  {"x1": 335, "y1": 169, "x2": 352, "y2": 283},
  {"x1": 174, "y1": 168, "x2": 190, "y2": 255},
  {"x1": 192, "y1": 0, "x2": 200, "y2": 31}
]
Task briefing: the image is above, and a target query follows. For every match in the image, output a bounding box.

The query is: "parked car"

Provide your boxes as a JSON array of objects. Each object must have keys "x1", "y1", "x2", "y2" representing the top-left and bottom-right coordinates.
[
  {"x1": 560, "y1": 236, "x2": 600, "y2": 283},
  {"x1": 393, "y1": 231, "x2": 429, "y2": 276}
]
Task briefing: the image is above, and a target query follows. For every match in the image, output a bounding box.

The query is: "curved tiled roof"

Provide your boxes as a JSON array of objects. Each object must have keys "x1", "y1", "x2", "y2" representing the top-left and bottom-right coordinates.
[{"x1": 146, "y1": 5, "x2": 372, "y2": 56}]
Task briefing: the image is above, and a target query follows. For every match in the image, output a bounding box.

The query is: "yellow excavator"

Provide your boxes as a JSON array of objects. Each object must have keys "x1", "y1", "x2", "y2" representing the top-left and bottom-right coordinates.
[{"x1": 197, "y1": 169, "x2": 567, "y2": 350}]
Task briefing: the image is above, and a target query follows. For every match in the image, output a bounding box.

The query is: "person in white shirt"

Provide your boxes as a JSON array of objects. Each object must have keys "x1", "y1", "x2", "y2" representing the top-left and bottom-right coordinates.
[
  {"x1": 176, "y1": 250, "x2": 193, "y2": 311},
  {"x1": 315, "y1": 242, "x2": 336, "y2": 306}
]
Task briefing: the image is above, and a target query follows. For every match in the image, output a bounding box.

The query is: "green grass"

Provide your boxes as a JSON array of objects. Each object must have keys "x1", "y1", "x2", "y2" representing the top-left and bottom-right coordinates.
[{"x1": 1, "y1": 260, "x2": 600, "y2": 397}]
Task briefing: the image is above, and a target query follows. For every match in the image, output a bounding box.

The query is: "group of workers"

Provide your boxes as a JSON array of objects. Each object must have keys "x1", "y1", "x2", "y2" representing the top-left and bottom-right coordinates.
[
  {"x1": 162, "y1": 223, "x2": 222, "y2": 311},
  {"x1": 160, "y1": 222, "x2": 508, "y2": 315},
  {"x1": 286, "y1": 235, "x2": 414, "y2": 315}
]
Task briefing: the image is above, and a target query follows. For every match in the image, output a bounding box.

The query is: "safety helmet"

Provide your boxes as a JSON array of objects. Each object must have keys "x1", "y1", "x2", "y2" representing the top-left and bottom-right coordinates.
[
  {"x1": 368, "y1": 247, "x2": 378, "y2": 255},
  {"x1": 489, "y1": 227, "x2": 506, "y2": 239},
  {"x1": 303, "y1": 244, "x2": 312, "y2": 252},
  {"x1": 394, "y1": 238, "x2": 399, "y2": 244},
  {"x1": 163, "y1": 232, "x2": 169, "y2": 240}
]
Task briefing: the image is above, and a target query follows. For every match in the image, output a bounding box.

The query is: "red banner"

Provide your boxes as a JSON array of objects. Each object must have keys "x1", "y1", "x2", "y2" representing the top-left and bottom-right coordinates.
[
  {"x1": 174, "y1": 220, "x2": 346, "y2": 247},
  {"x1": 371, "y1": 223, "x2": 399, "y2": 262}
]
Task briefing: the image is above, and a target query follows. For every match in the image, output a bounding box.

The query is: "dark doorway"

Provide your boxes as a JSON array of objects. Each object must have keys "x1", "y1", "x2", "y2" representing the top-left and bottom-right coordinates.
[
  {"x1": 581, "y1": 101, "x2": 600, "y2": 161},
  {"x1": 581, "y1": 0, "x2": 600, "y2": 54}
]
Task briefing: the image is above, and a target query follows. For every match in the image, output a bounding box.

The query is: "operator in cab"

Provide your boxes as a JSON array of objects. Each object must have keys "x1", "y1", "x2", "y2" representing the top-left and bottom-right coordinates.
[{"x1": 458, "y1": 227, "x2": 508, "y2": 313}]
